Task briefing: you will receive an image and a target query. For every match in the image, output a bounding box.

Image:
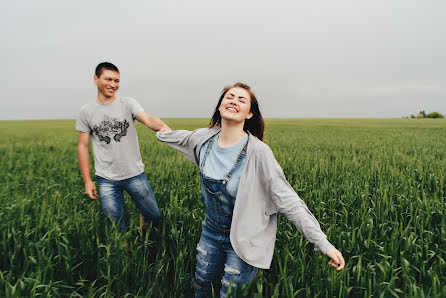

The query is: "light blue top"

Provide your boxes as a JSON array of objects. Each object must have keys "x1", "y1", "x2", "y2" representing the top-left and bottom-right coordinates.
[{"x1": 200, "y1": 133, "x2": 248, "y2": 199}]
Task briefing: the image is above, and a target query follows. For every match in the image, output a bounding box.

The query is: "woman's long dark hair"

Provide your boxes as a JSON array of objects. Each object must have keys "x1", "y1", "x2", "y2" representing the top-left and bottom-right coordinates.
[{"x1": 209, "y1": 82, "x2": 265, "y2": 141}]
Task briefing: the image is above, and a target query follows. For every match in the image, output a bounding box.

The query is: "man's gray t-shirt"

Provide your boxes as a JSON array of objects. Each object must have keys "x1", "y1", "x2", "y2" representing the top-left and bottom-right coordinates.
[{"x1": 76, "y1": 96, "x2": 145, "y2": 181}]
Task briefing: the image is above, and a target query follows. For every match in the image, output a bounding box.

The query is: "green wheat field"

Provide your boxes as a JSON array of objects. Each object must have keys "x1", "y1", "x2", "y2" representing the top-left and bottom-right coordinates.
[{"x1": 1, "y1": 119, "x2": 445, "y2": 297}]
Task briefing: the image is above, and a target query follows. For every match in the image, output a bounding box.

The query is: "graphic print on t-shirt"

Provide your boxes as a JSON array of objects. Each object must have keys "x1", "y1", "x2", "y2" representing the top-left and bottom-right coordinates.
[{"x1": 92, "y1": 115, "x2": 130, "y2": 144}]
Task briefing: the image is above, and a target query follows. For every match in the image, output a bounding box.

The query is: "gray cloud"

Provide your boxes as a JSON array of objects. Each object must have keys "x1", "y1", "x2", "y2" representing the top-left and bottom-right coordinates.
[{"x1": 1, "y1": 0, "x2": 445, "y2": 120}]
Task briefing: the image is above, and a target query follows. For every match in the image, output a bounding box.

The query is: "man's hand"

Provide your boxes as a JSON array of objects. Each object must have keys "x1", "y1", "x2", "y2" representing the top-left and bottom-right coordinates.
[
  {"x1": 158, "y1": 124, "x2": 171, "y2": 135},
  {"x1": 85, "y1": 180, "x2": 98, "y2": 199},
  {"x1": 326, "y1": 247, "x2": 345, "y2": 270}
]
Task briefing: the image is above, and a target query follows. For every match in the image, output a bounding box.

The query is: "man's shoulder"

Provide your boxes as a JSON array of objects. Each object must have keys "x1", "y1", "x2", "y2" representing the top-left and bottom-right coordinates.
[
  {"x1": 119, "y1": 97, "x2": 143, "y2": 110},
  {"x1": 79, "y1": 103, "x2": 94, "y2": 114},
  {"x1": 119, "y1": 96, "x2": 138, "y2": 104}
]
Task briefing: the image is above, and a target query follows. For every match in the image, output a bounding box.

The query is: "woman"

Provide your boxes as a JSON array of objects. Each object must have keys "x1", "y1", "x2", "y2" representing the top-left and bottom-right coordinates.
[{"x1": 157, "y1": 83, "x2": 345, "y2": 297}]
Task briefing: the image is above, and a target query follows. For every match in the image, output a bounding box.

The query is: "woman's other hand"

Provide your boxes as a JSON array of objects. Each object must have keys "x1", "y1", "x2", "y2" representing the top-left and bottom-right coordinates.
[{"x1": 326, "y1": 247, "x2": 345, "y2": 270}]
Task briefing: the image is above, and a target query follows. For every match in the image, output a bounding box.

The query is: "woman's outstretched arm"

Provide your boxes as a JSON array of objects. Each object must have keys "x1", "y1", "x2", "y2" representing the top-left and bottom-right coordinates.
[
  {"x1": 260, "y1": 146, "x2": 345, "y2": 269},
  {"x1": 156, "y1": 128, "x2": 219, "y2": 165}
]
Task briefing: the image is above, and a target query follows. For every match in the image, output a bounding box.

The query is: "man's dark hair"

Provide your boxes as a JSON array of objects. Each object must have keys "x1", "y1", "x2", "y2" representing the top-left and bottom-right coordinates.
[{"x1": 95, "y1": 62, "x2": 119, "y2": 77}]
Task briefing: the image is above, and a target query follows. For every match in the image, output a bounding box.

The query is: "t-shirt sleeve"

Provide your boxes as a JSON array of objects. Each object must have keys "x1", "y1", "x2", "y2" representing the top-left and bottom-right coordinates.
[
  {"x1": 127, "y1": 97, "x2": 144, "y2": 119},
  {"x1": 76, "y1": 105, "x2": 91, "y2": 133}
]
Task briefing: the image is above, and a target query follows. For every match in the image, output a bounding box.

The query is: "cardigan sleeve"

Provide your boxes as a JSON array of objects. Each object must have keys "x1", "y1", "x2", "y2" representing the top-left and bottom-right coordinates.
[
  {"x1": 156, "y1": 129, "x2": 203, "y2": 165},
  {"x1": 261, "y1": 146, "x2": 334, "y2": 254}
]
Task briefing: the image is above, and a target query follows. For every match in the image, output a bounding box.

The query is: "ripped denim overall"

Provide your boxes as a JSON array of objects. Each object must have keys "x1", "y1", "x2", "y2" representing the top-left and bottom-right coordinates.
[{"x1": 193, "y1": 136, "x2": 258, "y2": 298}]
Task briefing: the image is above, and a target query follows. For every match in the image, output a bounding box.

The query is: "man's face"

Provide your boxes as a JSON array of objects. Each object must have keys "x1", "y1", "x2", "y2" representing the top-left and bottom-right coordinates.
[{"x1": 94, "y1": 70, "x2": 120, "y2": 98}]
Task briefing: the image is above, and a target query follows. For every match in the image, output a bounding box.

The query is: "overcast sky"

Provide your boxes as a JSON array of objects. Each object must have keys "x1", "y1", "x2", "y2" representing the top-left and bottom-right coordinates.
[{"x1": 1, "y1": 0, "x2": 445, "y2": 120}]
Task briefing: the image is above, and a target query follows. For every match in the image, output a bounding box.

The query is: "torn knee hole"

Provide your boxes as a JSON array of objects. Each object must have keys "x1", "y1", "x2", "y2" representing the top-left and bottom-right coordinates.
[
  {"x1": 196, "y1": 245, "x2": 207, "y2": 255},
  {"x1": 222, "y1": 279, "x2": 238, "y2": 287},
  {"x1": 224, "y1": 266, "x2": 241, "y2": 275},
  {"x1": 197, "y1": 260, "x2": 209, "y2": 267}
]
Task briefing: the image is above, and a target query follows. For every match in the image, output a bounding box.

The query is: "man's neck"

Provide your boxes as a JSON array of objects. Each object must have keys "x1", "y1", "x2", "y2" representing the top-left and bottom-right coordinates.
[{"x1": 97, "y1": 94, "x2": 117, "y2": 105}]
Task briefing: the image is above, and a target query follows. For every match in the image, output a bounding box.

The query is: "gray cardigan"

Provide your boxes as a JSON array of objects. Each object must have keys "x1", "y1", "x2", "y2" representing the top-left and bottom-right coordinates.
[{"x1": 157, "y1": 127, "x2": 334, "y2": 269}]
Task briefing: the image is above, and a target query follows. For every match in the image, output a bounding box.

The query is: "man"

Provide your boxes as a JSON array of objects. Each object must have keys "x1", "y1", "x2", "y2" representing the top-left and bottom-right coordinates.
[{"x1": 76, "y1": 62, "x2": 170, "y2": 238}]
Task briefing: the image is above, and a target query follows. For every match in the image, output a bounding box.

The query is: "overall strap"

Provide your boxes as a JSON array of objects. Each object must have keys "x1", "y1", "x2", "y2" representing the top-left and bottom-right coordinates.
[
  {"x1": 199, "y1": 134, "x2": 216, "y2": 172},
  {"x1": 224, "y1": 138, "x2": 248, "y2": 182}
]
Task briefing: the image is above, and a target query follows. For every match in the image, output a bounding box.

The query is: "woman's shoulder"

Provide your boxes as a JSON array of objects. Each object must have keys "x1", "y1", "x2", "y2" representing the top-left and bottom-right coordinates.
[
  {"x1": 189, "y1": 127, "x2": 220, "y2": 140},
  {"x1": 195, "y1": 126, "x2": 219, "y2": 134},
  {"x1": 249, "y1": 134, "x2": 273, "y2": 155},
  {"x1": 247, "y1": 137, "x2": 285, "y2": 183}
]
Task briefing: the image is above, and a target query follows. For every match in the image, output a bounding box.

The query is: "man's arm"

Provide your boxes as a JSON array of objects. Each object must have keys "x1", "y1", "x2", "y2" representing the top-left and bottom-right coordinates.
[
  {"x1": 136, "y1": 112, "x2": 171, "y2": 133},
  {"x1": 77, "y1": 131, "x2": 98, "y2": 199}
]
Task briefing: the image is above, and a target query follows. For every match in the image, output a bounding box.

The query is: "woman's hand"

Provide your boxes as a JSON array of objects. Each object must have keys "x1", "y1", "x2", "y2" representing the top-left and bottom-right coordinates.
[{"x1": 326, "y1": 247, "x2": 345, "y2": 270}]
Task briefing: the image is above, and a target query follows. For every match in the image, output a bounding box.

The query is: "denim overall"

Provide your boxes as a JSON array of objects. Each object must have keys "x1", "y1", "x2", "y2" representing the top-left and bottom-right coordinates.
[{"x1": 193, "y1": 135, "x2": 258, "y2": 298}]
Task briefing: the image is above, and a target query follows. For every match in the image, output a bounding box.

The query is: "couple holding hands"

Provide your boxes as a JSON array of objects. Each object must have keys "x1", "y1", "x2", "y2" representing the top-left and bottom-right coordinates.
[{"x1": 76, "y1": 62, "x2": 345, "y2": 297}]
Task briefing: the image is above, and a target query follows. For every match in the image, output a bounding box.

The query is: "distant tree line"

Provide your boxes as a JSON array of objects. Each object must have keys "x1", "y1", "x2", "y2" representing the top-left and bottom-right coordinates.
[{"x1": 403, "y1": 110, "x2": 445, "y2": 119}]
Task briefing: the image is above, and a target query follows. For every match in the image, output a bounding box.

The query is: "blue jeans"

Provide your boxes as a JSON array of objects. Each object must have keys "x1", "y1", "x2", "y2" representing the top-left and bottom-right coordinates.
[
  {"x1": 194, "y1": 220, "x2": 258, "y2": 298},
  {"x1": 96, "y1": 173, "x2": 161, "y2": 233}
]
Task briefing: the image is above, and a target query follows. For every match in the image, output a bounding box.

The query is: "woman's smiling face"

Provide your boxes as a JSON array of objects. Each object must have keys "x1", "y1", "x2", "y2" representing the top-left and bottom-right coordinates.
[{"x1": 218, "y1": 87, "x2": 253, "y2": 123}]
